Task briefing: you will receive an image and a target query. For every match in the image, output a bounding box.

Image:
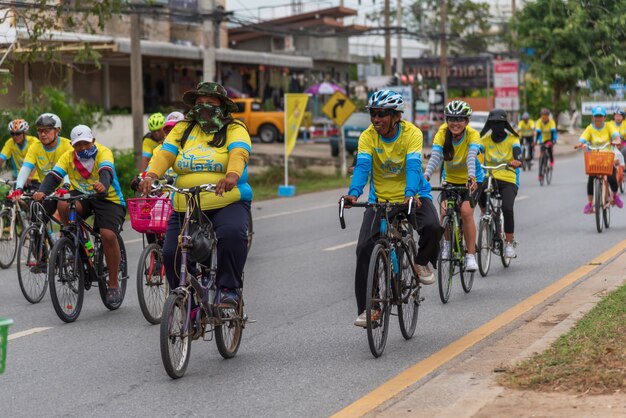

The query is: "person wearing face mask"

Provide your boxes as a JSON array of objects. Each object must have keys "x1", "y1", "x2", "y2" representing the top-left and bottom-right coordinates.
[
  {"x1": 137, "y1": 82, "x2": 252, "y2": 308},
  {"x1": 424, "y1": 100, "x2": 482, "y2": 273},
  {"x1": 478, "y1": 109, "x2": 522, "y2": 259},
  {"x1": 33, "y1": 125, "x2": 126, "y2": 305},
  {"x1": 342, "y1": 89, "x2": 441, "y2": 328}
]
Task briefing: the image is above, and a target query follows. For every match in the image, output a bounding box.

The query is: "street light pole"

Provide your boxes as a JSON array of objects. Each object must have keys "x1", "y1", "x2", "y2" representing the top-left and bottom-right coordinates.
[
  {"x1": 130, "y1": 0, "x2": 144, "y2": 170},
  {"x1": 439, "y1": 0, "x2": 447, "y2": 101},
  {"x1": 384, "y1": 0, "x2": 391, "y2": 75}
]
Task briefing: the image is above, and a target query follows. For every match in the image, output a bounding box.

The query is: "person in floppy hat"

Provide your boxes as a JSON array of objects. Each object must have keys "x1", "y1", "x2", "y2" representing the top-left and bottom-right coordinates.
[
  {"x1": 33, "y1": 124, "x2": 127, "y2": 305},
  {"x1": 138, "y1": 81, "x2": 252, "y2": 309}
]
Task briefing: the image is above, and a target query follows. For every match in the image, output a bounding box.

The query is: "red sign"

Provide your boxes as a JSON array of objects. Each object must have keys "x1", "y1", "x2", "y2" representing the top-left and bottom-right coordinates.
[{"x1": 494, "y1": 60, "x2": 519, "y2": 111}]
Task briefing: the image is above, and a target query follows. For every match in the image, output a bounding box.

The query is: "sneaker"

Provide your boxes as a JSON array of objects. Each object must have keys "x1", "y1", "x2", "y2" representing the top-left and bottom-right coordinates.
[
  {"x1": 583, "y1": 202, "x2": 593, "y2": 214},
  {"x1": 614, "y1": 193, "x2": 623, "y2": 209},
  {"x1": 465, "y1": 254, "x2": 478, "y2": 272},
  {"x1": 537, "y1": 175, "x2": 543, "y2": 182},
  {"x1": 549, "y1": 161, "x2": 554, "y2": 167},
  {"x1": 106, "y1": 287, "x2": 123, "y2": 305},
  {"x1": 441, "y1": 240, "x2": 451, "y2": 259},
  {"x1": 354, "y1": 312, "x2": 367, "y2": 328},
  {"x1": 218, "y1": 288, "x2": 239, "y2": 308},
  {"x1": 29, "y1": 260, "x2": 47, "y2": 274},
  {"x1": 504, "y1": 243, "x2": 517, "y2": 258},
  {"x1": 415, "y1": 264, "x2": 435, "y2": 285}
]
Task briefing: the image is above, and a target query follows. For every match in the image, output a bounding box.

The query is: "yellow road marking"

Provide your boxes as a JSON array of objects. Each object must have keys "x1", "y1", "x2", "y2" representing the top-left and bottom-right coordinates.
[
  {"x1": 332, "y1": 238, "x2": 626, "y2": 418},
  {"x1": 8, "y1": 327, "x2": 53, "y2": 341}
]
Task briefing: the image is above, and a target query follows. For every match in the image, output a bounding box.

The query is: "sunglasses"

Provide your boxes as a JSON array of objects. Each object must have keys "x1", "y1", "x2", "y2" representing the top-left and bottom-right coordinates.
[
  {"x1": 10, "y1": 132, "x2": 22, "y2": 136},
  {"x1": 37, "y1": 128, "x2": 55, "y2": 134},
  {"x1": 369, "y1": 109, "x2": 393, "y2": 118},
  {"x1": 446, "y1": 117, "x2": 469, "y2": 123}
]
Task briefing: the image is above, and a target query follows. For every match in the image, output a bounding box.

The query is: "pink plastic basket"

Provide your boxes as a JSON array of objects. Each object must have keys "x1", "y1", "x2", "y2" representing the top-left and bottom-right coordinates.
[{"x1": 128, "y1": 197, "x2": 173, "y2": 234}]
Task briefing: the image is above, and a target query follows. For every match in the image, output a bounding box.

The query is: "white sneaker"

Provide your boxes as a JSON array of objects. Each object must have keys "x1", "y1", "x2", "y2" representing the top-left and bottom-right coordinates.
[
  {"x1": 354, "y1": 312, "x2": 367, "y2": 328},
  {"x1": 465, "y1": 254, "x2": 478, "y2": 272},
  {"x1": 441, "y1": 240, "x2": 451, "y2": 259},
  {"x1": 415, "y1": 264, "x2": 435, "y2": 285},
  {"x1": 504, "y1": 243, "x2": 517, "y2": 258}
]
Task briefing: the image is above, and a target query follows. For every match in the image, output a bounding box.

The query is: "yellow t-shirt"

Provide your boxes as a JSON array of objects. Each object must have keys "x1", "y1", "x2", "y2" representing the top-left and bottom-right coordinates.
[
  {"x1": 142, "y1": 132, "x2": 160, "y2": 159},
  {"x1": 535, "y1": 118, "x2": 557, "y2": 143},
  {"x1": 51, "y1": 143, "x2": 125, "y2": 206},
  {"x1": 608, "y1": 120, "x2": 626, "y2": 140},
  {"x1": 155, "y1": 121, "x2": 253, "y2": 211},
  {"x1": 432, "y1": 125, "x2": 482, "y2": 184},
  {"x1": 147, "y1": 144, "x2": 176, "y2": 178},
  {"x1": 0, "y1": 135, "x2": 41, "y2": 180},
  {"x1": 579, "y1": 123, "x2": 619, "y2": 150},
  {"x1": 482, "y1": 133, "x2": 520, "y2": 186},
  {"x1": 517, "y1": 120, "x2": 535, "y2": 137},
  {"x1": 22, "y1": 136, "x2": 72, "y2": 180},
  {"x1": 349, "y1": 120, "x2": 430, "y2": 202}
]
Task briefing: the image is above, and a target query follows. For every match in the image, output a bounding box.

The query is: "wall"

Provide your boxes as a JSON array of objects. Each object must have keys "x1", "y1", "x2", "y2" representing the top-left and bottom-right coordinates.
[{"x1": 93, "y1": 114, "x2": 149, "y2": 150}]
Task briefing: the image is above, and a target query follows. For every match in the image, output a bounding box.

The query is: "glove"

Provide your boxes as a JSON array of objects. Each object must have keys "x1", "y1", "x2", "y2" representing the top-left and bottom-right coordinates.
[
  {"x1": 54, "y1": 188, "x2": 69, "y2": 197},
  {"x1": 7, "y1": 189, "x2": 22, "y2": 201}
]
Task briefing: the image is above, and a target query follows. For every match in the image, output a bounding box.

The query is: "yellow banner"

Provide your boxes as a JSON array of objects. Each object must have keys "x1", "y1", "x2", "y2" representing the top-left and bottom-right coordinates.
[{"x1": 285, "y1": 93, "x2": 310, "y2": 157}]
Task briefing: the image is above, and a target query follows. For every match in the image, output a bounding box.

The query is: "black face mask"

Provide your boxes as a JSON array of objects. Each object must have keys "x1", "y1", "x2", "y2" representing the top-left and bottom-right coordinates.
[{"x1": 488, "y1": 121, "x2": 508, "y2": 142}]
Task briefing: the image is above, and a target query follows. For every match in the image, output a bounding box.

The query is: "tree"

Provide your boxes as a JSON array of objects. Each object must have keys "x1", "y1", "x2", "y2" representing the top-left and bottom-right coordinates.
[{"x1": 511, "y1": 0, "x2": 626, "y2": 114}]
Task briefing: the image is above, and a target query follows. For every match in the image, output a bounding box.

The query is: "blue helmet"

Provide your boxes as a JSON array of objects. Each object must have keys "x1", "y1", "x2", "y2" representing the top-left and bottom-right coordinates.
[{"x1": 367, "y1": 90, "x2": 404, "y2": 112}]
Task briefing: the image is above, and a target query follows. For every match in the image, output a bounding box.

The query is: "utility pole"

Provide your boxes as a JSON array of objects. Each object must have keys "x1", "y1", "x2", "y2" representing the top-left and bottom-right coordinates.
[
  {"x1": 130, "y1": 0, "x2": 144, "y2": 170},
  {"x1": 396, "y1": 0, "x2": 402, "y2": 77},
  {"x1": 201, "y1": 0, "x2": 216, "y2": 82},
  {"x1": 384, "y1": 0, "x2": 391, "y2": 75},
  {"x1": 439, "y1": 0, "x2": 447, "y2": 100}
]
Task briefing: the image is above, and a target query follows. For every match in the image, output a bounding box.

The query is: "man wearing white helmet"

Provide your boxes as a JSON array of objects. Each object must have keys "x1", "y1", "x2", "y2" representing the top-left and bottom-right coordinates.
[{"x1": 342, "y1": 89, "x2": 441, "y2": 328}]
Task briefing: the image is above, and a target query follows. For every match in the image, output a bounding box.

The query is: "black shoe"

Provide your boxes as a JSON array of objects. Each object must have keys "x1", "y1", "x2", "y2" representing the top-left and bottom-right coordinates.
[{"x1": 218, "y1": 288, "x2": 239, "y2": 308}]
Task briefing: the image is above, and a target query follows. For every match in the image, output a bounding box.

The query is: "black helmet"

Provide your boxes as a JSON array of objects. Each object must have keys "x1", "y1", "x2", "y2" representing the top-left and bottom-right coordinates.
[
  {"x1": 487, "y1": 108, "x2": 508, "y2": 122},
  {"x1": 188, "y1": 221, "x2": 215, "y2": 266}
]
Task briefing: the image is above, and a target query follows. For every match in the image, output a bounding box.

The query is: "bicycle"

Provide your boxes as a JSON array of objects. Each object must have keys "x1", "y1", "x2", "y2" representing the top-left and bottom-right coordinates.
[
  {"x1": 0, "y1": 179, "x2": 28, "y2": 269},
  {"x1": 521, "y1": 138, "x2": 533, "y2": 171},
  {"x1": 339, "y1": 197, "x2": 422, "y2": 358},
  {"x1": 45, "y1": 194, "x2": 128, "y2": 322},
  {"x1": 154, "y1": 182, "x2": 249, "y2": 378},
  {"x1": 580, "y1": 143, "x2": 613, "y2": 233},
  {"x1": 16, "y1": 194, "x2": 62, "y2": 303},
  {"x1": 476, "y1": 164, "x2": 514, "y2": 277},
  {"x1": 538, "y1": 142, "x2": 553, "y2": 186},
  {"x1": 431, "y1": 184, "x2": 475, "y2": 304}
]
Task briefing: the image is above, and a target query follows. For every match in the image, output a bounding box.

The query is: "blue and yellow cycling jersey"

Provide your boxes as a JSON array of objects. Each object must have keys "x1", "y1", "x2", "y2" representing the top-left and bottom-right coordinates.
[
  {"x1": 518, "y1": 120, "x2": 535, "y2": 137},
  {"x1": 481, "y1": 133, "x2": 521, "y2": 186},
  {"x1": 22, "y1": 136, "x2": 72, "y2": 180},
  {"x1": 608, "y1": 120, "x2": 626, "y2": 140},
  {"x1": 432, "y1": 124, "x2": 482, "y2": 184},
  {"x1": 349, "y1": 120, "x2": 431, "y2": 203},
  {"x1": 0, "y1": 135, "x2": 40, "y2": 180},
  {"x1": 578, "y1": 123, "x2": 619, "y2": 149},
  {"x1": 150, "y1": 121, "x2": 252, "y2": 211},
  {"x1": 535, "y1": 118, "x2": 557, "y2": 143},
  {"x1": 147, "y1": 144, "x2": 176, "y2": 178},
  {"x1": 51, "y1": 143, "x2": 125, "y2": 206},
  {"x1": 142, "y1": 131, "x2": 160, "y2": 159}
]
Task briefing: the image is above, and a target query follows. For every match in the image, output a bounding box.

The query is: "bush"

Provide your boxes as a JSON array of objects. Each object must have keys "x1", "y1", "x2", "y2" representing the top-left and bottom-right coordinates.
[{"x1": 112, "y1": 149, "x2": 136, "y2": 200}]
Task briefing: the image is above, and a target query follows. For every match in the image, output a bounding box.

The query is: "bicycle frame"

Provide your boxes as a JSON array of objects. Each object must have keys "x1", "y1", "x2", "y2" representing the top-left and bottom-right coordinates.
[{"x1": 432, "y1": 186, "x2": 466, "y2": 261}]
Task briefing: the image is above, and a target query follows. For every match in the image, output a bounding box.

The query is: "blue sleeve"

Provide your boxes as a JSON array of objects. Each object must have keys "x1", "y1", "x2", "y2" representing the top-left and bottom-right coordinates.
[
  {"x1": 551, "y1": 128, "x2": 557, "y2": 142},
  {"x1": 536, "y1": 129, "x2": 542, "y2": 143},
  {"x1": 405, "y1": 152, "x2": 422, "y2": 197},
  {"x1": 348, "y1": 153, "x2": 372, "y2": 198}
]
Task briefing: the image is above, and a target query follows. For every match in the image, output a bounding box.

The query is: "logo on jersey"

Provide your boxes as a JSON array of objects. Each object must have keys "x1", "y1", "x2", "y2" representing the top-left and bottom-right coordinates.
[{"x1": 177, "y1": 144, "x2": 223, "y2": 172}]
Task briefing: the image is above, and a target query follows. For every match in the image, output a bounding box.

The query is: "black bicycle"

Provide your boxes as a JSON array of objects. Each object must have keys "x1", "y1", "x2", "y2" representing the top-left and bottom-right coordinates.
[
  {"x1": 339, "y1": 197, "x2": 422, "y2": 358},
  {"x1": 45, "y1": 194, "x2": 128, "y2": 323},
  {"x1": 521, "y1": 137, "x2": 533, "y2": 171},
  {"x1": 538, "y1": 142, "x2": 553, "y2": 186}
]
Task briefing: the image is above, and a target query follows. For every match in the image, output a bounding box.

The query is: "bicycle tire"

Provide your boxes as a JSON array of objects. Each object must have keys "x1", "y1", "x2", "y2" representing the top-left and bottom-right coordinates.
[
  {"x1": 539, "y1": 156, "x2": 546, "y2": 186},
  {"x1": 398, "y1": 236, "x2": 419, "y2": 340},
  {"x1": 17, "y1": 225, "x2": 49, "y2": 304},
  {"x1": 365, "y1": 243, "x2": 391, "y2": 358},
  {"x1": 546, "y1": 164, "x2": 553, "y2": 185},
  {"x1": 215, "y1": 289, "x2": 244, "y2": 359},
  {"x1": 437, "y1": 215, "x2": 454, "y2": 304},
  {"x1": 603, "y1": 179, "x2": 611, "y2": 229},
  {"x1": 0, "y1": 208, "x2": 18, "y2": 269},
  {"x1": 97, "y1": 233, "x2": 128, "y2": 310},
  {"x1": 594, "y1": 178, "x2": 603, "y2": 233},
  {"x1": 137, "y1": 242, "x2": 169, "y2": 324},
  {"x1": 48, "y1": 236, "x2": 84, "y2": 323},
  {"x1": 497, "y1": 211, "x2": 511, "y2": 268},
  {"x1": 160, "y1": 293, "x2": 192, "y2": 379},
  {"x1": 477, "y1": 217, "x2": 492, "y2": 277}
]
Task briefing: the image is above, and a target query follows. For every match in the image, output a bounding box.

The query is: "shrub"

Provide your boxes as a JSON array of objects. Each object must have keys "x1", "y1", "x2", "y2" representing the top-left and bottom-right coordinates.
[{"x1": 112, "y1": 149, "x2": 136, "y2": 200}]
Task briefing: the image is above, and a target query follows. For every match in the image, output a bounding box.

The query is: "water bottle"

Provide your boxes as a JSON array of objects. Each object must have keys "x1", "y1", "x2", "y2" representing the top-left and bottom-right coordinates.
[
  {"x1": 84, "y1": 240, "x2": 94, "y2": 258},
  {"x1": 390, "y1": 247, "x2": 399, "y2": 275}
]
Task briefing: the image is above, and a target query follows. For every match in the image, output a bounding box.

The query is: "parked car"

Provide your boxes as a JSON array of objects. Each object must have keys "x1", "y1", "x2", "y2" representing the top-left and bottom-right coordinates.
[
  {"x1": 469, "y1": 111, "x2": 489, "y2": 133},
  {"x1": 232, "y1": 98, "x2": 284, "y2": 143},
  {"x1": 330, "y1": 112, "x2": 371, "y2": 157}
]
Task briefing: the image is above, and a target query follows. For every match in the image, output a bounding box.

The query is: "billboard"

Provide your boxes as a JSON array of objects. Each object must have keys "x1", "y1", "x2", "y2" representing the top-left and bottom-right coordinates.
[
  {"x1": 493, "y1": 60, "x2": 519, "y2": 111},
  {"x1": 402, "y1": 56, "x2": 490, "y2": 89}
]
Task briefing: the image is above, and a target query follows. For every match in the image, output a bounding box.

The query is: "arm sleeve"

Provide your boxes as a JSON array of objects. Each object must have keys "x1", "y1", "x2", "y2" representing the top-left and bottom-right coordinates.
[
  {"x1": 347, "y1": 153, "x2": 372, "y2": 198},
  {"x1": 513, "y1": 146, "x2": 522, "y2": 161},
  {"x1": 99, "y1": 170, "x2": 113, "y2": 190},
  {"x1": 226, "y1": 148, "x2": 249, "y2": 177},
  {"x1": 404, "y1": 129, "x2": 423, "y2": 197},
  {"x1": 424, "y1": 147, "x2": 442, "y2": 179},
  {"x1": 551, "y1": 128, "x2": 557, "y2": 142},
  {"x1": 39, "y1": 172, "x2": 63, "y2": 195},
  {"x1": 467, "y1": 145, "x2": 479, "y2": 178},
  {"x1": 15, "y1": 165, "x2": 32, "y2": 190}
]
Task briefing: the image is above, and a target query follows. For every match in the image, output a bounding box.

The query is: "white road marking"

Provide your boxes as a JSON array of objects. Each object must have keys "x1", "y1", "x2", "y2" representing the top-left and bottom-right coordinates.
[
  {"x1": 324, "y1": 241, "x2": 358, "y2": 251},
  {"x1": 253, "y1": 203, "x2": 337, "y2": 221},
  {"x1": 8, "y1": 327, "x2": 53, "y2": 341},
  {"x1": 517, "y1": 195, "x2": 529, "y2": 201},
  {"x1": 124, "y1": 238, "x2": 143, "y2": 244}
]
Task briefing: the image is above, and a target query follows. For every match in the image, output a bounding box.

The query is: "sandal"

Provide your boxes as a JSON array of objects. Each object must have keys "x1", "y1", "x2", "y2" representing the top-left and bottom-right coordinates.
[{"x1": 106, "y1": 287, "x2": 122, "y2": 305}]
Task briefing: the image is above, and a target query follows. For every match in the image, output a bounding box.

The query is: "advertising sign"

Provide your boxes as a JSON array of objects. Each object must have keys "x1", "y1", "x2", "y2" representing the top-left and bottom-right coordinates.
[
  {"x1": 494, "y1": 60, "x2": 520, "y2": 111},
  {"x1": 402, "y1": 56, "x2": 490, "y2": 89}
]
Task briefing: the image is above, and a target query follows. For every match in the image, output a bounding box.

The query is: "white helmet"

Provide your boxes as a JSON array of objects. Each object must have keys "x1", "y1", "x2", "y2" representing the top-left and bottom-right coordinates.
[
  {"x1": 8, "y1": 119, "x2": 29, "y2": 133},
  {"x1": 367, "y1": 90, "x2": 404, "y2": 112},
  {"x1": 35, "y1": 113, "x2": 62, "y2": 129}
]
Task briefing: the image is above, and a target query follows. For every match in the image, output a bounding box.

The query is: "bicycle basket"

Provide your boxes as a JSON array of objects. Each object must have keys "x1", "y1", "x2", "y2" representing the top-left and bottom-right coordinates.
[
  {"x1": 0, "y1": 317, "x2": 13, "y2": 374},
  {"x1": 128, "y1": 197, "x2": 173, "y2": 233},
  {"x1": 584, "y1": 151, "x2": 614, "y2": 176}
]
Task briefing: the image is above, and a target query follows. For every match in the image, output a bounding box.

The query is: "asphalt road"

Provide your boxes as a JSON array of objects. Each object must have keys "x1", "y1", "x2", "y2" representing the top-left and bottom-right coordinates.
[{"x1": 1, "y1": 153, "x2": 625, "y2": 417}]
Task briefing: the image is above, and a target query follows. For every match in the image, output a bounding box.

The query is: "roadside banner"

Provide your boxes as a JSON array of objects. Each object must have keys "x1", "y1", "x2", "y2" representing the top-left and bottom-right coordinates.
[
  {"x1": 494, "y1": 60, "x2": 520, "y2": 111},
  {"x1": 285, "y1": 93, "x2": 310, "y2": 157}
]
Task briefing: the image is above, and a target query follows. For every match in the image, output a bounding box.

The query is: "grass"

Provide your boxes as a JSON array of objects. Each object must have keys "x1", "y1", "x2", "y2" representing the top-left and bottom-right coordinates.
[
  {"x1": 500, "y1": 283, "x2": 626, "y2": 394},
  {"x1": 249, "y1": 166, "x2": 351, "y2": 201}
]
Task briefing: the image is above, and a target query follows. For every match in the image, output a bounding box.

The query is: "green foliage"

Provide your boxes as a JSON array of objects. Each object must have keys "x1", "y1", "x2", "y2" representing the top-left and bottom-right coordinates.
[
  {"x1": 111, "y1": 149, "x2": 136, "y2": 200},
  {"x1": 521, "y1": 76, "x2": 568, "y2": 117}
]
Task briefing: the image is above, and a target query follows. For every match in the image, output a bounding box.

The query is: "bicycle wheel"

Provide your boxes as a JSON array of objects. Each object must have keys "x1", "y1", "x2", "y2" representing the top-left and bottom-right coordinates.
[
  {"x1": 17, "y1": 225, "x2": 50, "y2": 304},
  {"x1": 0, "y1": 208, "x2": 18, "y2": 269},
  {"x1": 546, "y1": 164, "x2": 553, "y2": 185},
  {"x1": 398, "y1": 237, "x2": 419, "y2": 340},
  {"x1": 477, "y1": 217, "x2": 492, "y2": 277},
  {"x1": 437, "y1": 216, "x2": 455, "y2": 304},
  {"x1": 97, "y1": 233, "x2": 128, "y2": 310},
  {"x1": 136, "y1": 243, "x2": 168, "y2": 324},
  {"x1": 498, "y1": 212, "x2": 511, "y2": 268},
  {"x1": 246, "y1": 208, "x2": 253, "y2": 252},
  {"x1": 215, "y1": 290, "x2": 244, "y2": 359},
  {"x1": 538, "y1": 156, "x2": 546, "y2": 186},
  {"x1": 48, "y1": 236, "x2": 84, "y2": 323},
  {"x1": 594, "y1": 178, "x2": 603, "y2": 233},
  {"x1": 365, "y1": 243, "x2": 391, "y2": 357},
  {"x1": 160, "y1": 293, "x2": 191, "y2": 379},
  {"x1": 603, "y1": 180, "x2": 611, "y2": 229}
]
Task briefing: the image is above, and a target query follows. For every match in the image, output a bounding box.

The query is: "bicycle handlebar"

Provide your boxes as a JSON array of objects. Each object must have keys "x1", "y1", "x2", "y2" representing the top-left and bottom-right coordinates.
[
  {"x1": 43, "y1": 192, "x2": 104, "y2": 202},
  {"x1": 480, "y1": 163, "x2": 510, "y2": 171},
  {"x1": 584, "y1": 143, "x2": 610, "y2": 151},
  {"x1": 151, "y1": 181, "x2": 216, "y2": 195},
  {"x1": 338, "y1": 196, "x2": 415, "y2": 230}
]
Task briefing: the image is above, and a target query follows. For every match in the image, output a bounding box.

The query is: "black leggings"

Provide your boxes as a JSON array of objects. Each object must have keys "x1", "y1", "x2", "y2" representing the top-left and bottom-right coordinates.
[
  {"x1": 587, "y1": 167, "x2": 618, "y2": 195},
  {"x1": 478, "y1": 180, "x2": 518, "y2": 234}
]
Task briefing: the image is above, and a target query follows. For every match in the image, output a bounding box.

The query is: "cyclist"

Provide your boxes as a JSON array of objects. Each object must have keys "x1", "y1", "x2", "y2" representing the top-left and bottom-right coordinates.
[
  {"x1": 0, "y1": 119, "x2": 40, "y2": 181},
  {"x1": 535, "y1": 108, "x2": 557, "y2": 181},
  {"x1": 138, "y1": 82, "x2": 252, "y2": 308},
  {"x1": 424, "y1": 100, "x2": 481, "y2": 272},
  {"x1": 139, "y1": 112, "x2": 167, "y2": 172},
  {"x1": 478, "y1": 109, "x2": 522, "y2": 258},
  {"x1": 342, "y1": 89, "x2": 441, "y2": 328},
  {"x1": 33, "y1": 125, "x2": 126, "y2": 304},
  {"x1": 8, "y1": 113, "x2": 73, "y2": 218},
  {"x1": 575, "y1": 105, "x2": 623, "y2": 212},
  {"x1": 517, "y1": 112, "x2": 535, "y2": 163},
  {"x1": 609, "y1": 109, "x2": 626, "y2": 161}
]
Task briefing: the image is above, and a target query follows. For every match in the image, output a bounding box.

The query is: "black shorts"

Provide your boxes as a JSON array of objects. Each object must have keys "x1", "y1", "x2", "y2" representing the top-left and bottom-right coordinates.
[
  {"x1": 70, "y1": 191, "x2": 125, "y2": 233},
  {"x1": 441, "y1": 182, "x2": 481, "y2": 206}
]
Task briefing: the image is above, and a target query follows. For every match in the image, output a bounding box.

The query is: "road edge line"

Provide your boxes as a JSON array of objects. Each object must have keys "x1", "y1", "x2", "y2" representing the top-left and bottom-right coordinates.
[{"x1": 8, "y1": 327, "x2": 53, "y2": 341}]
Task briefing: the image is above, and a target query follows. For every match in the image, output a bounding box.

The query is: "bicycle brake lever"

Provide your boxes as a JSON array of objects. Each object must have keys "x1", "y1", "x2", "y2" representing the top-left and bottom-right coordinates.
[
  {"x1": 407, "y1": 196, "x2": 414, "y2": 215},
  {"x1": 339, "y1": 197, "x2": 346, "y2": 229}
]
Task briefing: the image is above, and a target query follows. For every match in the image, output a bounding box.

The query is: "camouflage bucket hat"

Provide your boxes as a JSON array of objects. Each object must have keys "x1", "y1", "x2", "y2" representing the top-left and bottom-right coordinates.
[{"x1": 182, "y1": 81, "x2": 239, "y2": 113}]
